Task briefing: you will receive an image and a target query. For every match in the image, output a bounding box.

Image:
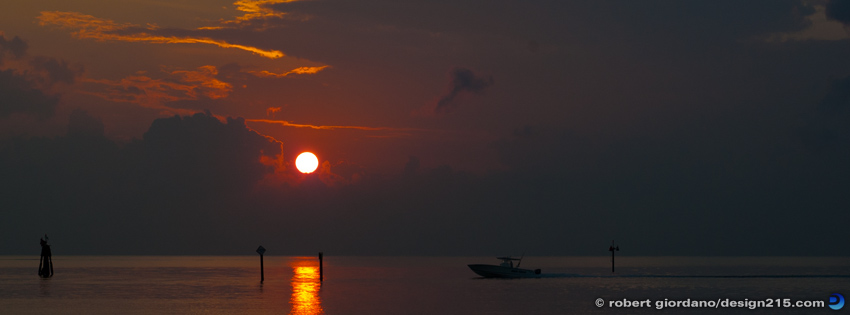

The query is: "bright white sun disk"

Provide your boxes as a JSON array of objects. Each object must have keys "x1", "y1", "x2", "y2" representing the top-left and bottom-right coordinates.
[{"x1": 295, "y1": 152, "x2": 319, "y2": 173}]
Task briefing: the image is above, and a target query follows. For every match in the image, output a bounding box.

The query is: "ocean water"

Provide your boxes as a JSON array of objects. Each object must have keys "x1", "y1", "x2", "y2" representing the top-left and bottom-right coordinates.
[{"x1": 1, "y1": 256, "x2": 848, "y2": 314}]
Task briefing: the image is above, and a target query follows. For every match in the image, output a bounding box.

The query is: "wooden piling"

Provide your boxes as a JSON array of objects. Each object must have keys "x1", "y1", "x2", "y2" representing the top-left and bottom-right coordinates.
[
  {"x1": 318, "y1": 252, "x2": 323, "y2": 281},
  {"x1": 256, "y1": 246, "x2": 266, "y2": 283},
  {"x1": 609, "y1": 240, "x2": 619, "y2": 273},
  {"x1": 38, "y1": 236, "x2": 53, "y2": 278}
]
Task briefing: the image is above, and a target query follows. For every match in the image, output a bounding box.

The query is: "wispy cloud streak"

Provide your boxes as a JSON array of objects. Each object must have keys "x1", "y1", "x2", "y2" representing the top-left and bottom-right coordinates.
[
  {"x1": 246, "y1": 118, "x2": 427, "y2": 132},
  {"x1": 249, "y1": 66, "x2": 329, "y2": 78},
  {"x1": 37, "y1": 11, "x2": 284, "y2": 58},
  {"x1": 80, "y1": 65, "x2": 231, "y2": 109},
  {"x1": 266, "y1": 107, "x2": 281, "y2": 117},
  {"x1": 201, "y1": 0, "x2": 303, "y2": 30}
]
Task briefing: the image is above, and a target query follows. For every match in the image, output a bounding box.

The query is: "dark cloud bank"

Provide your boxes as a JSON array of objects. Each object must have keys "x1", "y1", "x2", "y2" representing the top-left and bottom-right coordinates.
[
  {"x1": 0, "y1": 33, "x2": 83, "y2": 120},
  {"x1": 2, "y1": 2, "x2": 850, "y2": 256},
  {"x1": 826, "y1": 0, "x2": 850, "y2": 26},
  {"x1": 2, "y1": 97, "x2": 850, "y2": 256},
  {"x1": 0, "y1": 69, "x2": 58, "y2": 120}
]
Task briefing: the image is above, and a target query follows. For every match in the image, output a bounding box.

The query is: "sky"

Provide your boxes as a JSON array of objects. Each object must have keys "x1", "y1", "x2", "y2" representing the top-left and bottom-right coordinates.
[{"x1": 1, "y1": 0, "x2": 850, "y2": 256}]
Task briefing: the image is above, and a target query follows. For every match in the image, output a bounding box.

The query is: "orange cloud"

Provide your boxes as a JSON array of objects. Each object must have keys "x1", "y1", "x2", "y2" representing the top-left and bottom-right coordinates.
[
  {"x1": 246, "y1": 119, "x2": 426, "y2": 133},
  {"x1": 248, "y1": 66, "x2": 329, "y2": 78},
  {"x1": 247, "y1": 119, "x2": 389, "y2": 130},
  {"x1": 266, "y1": 107, "x2": 282, "y2": 117},
  {"x1": 201, "y1": 0, "x2": 303, "y2": 30},
  {"x1": 37, "y1": 11, "x2": 284, "y2": 59},
  {"x1": 81, "y1": 65, "x2": 232, "y2": 109},
  {"x1": 171, "y1": 65, "x2": 232, "y2": 99}
]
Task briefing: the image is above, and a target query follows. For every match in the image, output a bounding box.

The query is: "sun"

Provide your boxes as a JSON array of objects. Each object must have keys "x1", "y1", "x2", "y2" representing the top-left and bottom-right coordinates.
[{"x1": 295, "y1": 152, "x2": 319, "y2": 174}]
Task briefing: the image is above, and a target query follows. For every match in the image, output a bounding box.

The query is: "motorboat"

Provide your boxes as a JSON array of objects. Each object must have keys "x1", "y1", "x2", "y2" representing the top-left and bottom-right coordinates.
[{"x1": 468, "y1": 256, "x2": 542, "y2": 278}]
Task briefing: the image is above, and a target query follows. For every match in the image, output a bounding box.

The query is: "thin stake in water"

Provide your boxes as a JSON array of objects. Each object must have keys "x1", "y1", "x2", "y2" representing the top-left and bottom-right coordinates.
[
  {"x1": 609, "y1": 240, "x2": 619, "y2": 273},
  {"x1": 256, "y1": 246, "x2": 266, "y2": 283}
]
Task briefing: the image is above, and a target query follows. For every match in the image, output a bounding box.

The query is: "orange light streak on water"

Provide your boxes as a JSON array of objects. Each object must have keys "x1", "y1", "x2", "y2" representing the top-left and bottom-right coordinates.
[{"x1": 289, "y1": 259, "x2": 323, "y2": 315}]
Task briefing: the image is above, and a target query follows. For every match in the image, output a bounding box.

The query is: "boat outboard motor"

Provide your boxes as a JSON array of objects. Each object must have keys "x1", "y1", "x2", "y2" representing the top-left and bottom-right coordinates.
[{"x1": 535, "y1": 269, "x2": 541, "y2": 274}]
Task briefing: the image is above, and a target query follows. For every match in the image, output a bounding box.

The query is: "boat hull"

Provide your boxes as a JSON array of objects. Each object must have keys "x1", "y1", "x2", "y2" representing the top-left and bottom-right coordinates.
[{"x1": 467, "y1": 264, "x2": 542, "y2": 278}]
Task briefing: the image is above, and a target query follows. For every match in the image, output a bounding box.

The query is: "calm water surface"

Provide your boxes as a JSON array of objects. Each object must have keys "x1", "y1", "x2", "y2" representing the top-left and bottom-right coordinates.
[{"x1": 1, "y1": 256, "x2": 848, "y2": 314}]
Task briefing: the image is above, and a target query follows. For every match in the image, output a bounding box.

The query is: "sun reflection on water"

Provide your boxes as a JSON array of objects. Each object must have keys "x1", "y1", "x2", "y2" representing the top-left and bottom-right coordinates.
[{"x1": 289, "y1": 259, "x2": 323, "y2": 315}]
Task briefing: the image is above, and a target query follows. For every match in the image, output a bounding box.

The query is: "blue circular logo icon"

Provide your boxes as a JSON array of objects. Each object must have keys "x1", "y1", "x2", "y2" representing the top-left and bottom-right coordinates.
[{"x1": 830, "y1": 293, "x2": 845, "y2": 311}]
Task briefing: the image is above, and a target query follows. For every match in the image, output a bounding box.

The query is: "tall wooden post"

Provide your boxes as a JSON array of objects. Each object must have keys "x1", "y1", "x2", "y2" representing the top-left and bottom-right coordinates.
[
  {"x1": 38, "y1": 235, "x2": 53, "y2": 278},
  {"x1": 318, "y1": 252, "x2": 323, "y2": 281},
  {"x1": 256, "y1": 246, "x2": 266, "y2": 283},
  {"x1": 609, "y1": 240, "x2": 619, "y2": 273}
]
